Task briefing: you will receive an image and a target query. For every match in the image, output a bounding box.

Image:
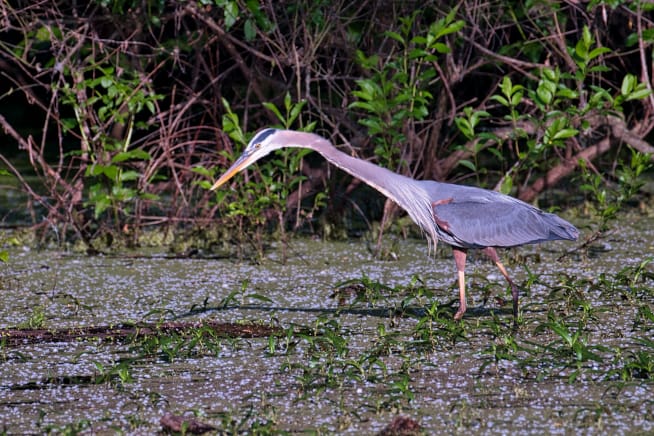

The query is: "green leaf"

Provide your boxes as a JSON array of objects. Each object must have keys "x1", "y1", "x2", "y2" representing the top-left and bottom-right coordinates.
[
  {"x1": 575, "y1": 38, "x2": 588, "y2": 59},
  {"x1": 263, "y1": 101, "x2": 285, "y2": 124},
  {"x1": 305, "y1": 120, "x2": 317, "y2": 132},
  {"x1": 112, "y1": 149, "x2": 151, "y2": 163},
  {"x1": 289, "y1": 99, "x2": 306, "y2": 125},
  {"x1": 35, "y1": 26, "x2": 51, "y2": 42},
  {"x1": 244, "y1": 18, "x2": 256, "y2": 41},
  {"x1": 111, "y1": 185, "x2": 136, "y2": 200},
  {"x1": 98, "y1": 106, "x2": 108, "y2": 121},
  {"x1": 510, "y1": 90, "x2": 523, "y2": 106},
  {"x1": 411, "y1": 36, "x2": 427, "y2": 46},
  {"x1": 93, "y1": 197, "x2": 111, "y2": 219},
  {"x1": 583, "y1": 25, "x2": 592, "y2": 46},
  {"x1": 588, "y1": 46, "x2": 611, "y2": 60},
  {"x1": 384, "y1": 31, "x2": 405, "y2": 45},
  {"x1": 537, "y1": 87, "x2": 553, "y2": 105},
  {"x1": 100, "y1": 76, "x2": 113, "y2": 88},
  {"x1": 138, "y1": 193, "x2": 159, "y2": 201},
  {"x1": 358, "y1": 118, "x2": 384, "y2": 135},
  {"x1": 119, "y1": 170, "x2": 140, "y2": 182},
  {"x1": 621, "y1": 74, "x2": 636, "y2": 96},
  {"x1": 0, "y1": 250, "x2": 8, "y2": 263},
  {"x1": 556, "y1": 88, "x2": 578, "y2": 99},
  {"x1": 431, "y1": 18, "x2": 464, "y2": 40},
  {"x1": 552, "y1": 128, "x2": 579, "y2": 140},
  {"x1": 542, "y1": 68, "x2": 557, "y2": 81},
  {"x1": 490, "y1": 94, "x2": 509, "y2": 107},
  {"x1": 472, "y1": 109, "x2": 490, "y2": 121},
  {"x1": 145, "y1": 100, "x2": 155, "y2": 114},
  {"x1": 500, "y1": 175, "x2": 513, "y2": 195},
  {"x1": 548, "y1": 322, "x2": 572, "y2": 345},
  {"x1": 626, "y1": 88, "x2": 652, "y2": 101},
  {"x1": 87, "y1": 164, "x2": 118, "y2": 180},
  {"x1": 499, "y1": 76, "x2": 513, "y2": 97},
  {"x1": 102, "y1": 165, "x2": 119, "y2": 180},
  {"x1": 224, "y1": 1, "x2": 238, "y2": 29},
  {"x1": 455, "y1": 117, "x2": 472, "y2": 138},
  {"x1": 409, "y1": 48, "x2": 429, "y2": 60},
  {"x1": 457, "y1": 159, "x2": 476, "y2": 172},
  {"x1": 61, "y1": 118, "x2": 77, "y2": 132},
  {"x1": 191, "y1": 165, "x2": 213, "y2": 177},
  {"x1": 349, "y1": 101, "x2": 378, "y2": 114},
  {"x1": 433, "y1": 42, "x2": 450, "y2": 54},
  {"x1": 245, "y1": 293, "x2": 273, "y2": 304}
]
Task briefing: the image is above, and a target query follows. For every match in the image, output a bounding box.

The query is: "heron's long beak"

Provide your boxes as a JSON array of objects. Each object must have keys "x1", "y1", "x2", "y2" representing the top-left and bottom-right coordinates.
[{"x1": 210, "y1": 153, "x2": 254, "y2": 191}]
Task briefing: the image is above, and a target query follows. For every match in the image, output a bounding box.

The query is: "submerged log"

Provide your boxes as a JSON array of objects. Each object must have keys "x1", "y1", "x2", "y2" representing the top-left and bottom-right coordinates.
[{"x1": 0, "y1": 320, "x2": 281, "y2": 346}]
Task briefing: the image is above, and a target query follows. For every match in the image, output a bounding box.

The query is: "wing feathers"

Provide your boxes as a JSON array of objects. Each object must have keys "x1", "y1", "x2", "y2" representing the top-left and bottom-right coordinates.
[{"x1": 425, "y1": 183, "x2": 578, "y2": 248}]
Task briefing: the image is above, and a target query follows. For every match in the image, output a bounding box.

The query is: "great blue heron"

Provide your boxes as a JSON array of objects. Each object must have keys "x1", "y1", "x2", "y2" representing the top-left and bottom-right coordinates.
[{"x1": 211, "y1": 129, "x2": 579, "y2": 322}]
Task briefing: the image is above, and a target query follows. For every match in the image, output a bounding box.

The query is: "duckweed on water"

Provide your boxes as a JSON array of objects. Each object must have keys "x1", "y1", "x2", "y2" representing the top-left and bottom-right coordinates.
[{"x1": 0, "y1": 223, "x2": 652, "y2": 433}]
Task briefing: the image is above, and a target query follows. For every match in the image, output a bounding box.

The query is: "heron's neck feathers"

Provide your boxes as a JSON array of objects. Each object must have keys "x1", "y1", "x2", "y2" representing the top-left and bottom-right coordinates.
[{"x1": 303, "y1": 134, "x2": 439, "y2": 249}]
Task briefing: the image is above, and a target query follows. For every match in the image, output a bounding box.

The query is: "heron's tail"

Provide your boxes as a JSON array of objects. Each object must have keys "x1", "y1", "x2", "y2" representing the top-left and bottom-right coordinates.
[{"x1": 545, "y1": 213, "x2": 579, "y2": 241}]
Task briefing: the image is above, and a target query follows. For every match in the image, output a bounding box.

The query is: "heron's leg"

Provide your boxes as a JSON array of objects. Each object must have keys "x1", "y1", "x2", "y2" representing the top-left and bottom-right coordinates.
[
  {"x1": 452, "y1": 247, "x2": 468, "y2": 320},
  {"x1": 481, "y1": 247, "x2": 519, "y2": 321}
]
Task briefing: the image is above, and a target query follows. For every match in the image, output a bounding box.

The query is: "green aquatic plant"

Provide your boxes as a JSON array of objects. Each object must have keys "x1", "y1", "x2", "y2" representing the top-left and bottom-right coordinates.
[
  {"x1": 613, "y1": 257, "x2": 654, "y2": 299},
  {"x1": 411, "y1": 300, "x2": 467, "y2": 352},
  {"x1": 535, "y1": 314, "x2": 609, "y2": 383},
  {"x1": 618, "y1": 338, "x2": 654, "y2": 381},
  {"x1": 280, "y1": 316, "x2": 353, "y2": 395},
  {"x1": 218, "y1": 280, "x2": 273, "y2": 309},
  {"x1": 212, "y1": 403, "x2": 280, "y2": 435},
  {"x1": 576, "y1": 149, "x2": 652, "y2": 254},
  {"x1": 333, "y1": 275, "x2": 396, "y2": 310},
  {"x1": 634, "y1": 304, "x2": 654, "y2": 331},
  {"x1": 130, "y1": 324, "x2": 236, "y2": 362},
  {"x1": 266, "y1": 324, "x2": 298, "y2": 357},
  {"x1": 546, "y1": 274, "x2": 598, "y2": 323},
  {"x1": 42, "y1": 418, "x2": 92, "y2": 436},
  {"x1": 18, "y1": 305, "x2": 46, "y2": 329},
  {"x1": 478, "y1": 311, "x2": 525, "y2": 374},
  {"x1": 92, "y1": 359, "x2": 134, "y2": 386},
  {"x1": 388, "y1": 372, "x2": 415, "y2": 404}
]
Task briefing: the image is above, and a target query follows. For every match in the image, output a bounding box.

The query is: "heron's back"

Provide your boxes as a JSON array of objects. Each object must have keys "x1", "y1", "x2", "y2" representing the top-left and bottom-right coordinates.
[{"x1": 419, "y1": 181, "x2": 579, "y2": 249}]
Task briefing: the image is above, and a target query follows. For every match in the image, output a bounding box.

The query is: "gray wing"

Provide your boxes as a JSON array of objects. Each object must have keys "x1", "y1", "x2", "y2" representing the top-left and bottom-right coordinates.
[{"x1": 422, "y1": 182, "x2": 578, "y2": 249}]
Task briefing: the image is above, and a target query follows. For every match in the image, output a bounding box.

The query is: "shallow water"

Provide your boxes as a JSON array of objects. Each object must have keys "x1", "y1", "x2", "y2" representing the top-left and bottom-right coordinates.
[{"x1": 0, "y1": 213, "x2": 653, "y2": 434}]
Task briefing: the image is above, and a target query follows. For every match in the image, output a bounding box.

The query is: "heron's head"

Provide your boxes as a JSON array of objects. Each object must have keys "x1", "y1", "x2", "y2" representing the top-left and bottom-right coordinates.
[{"x1": 210, "y1": 128, "x2": 282, "y2": 191}]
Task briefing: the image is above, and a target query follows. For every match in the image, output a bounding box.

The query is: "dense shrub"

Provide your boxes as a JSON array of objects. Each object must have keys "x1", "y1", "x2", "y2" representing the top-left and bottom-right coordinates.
[{"x1": 0, "y1": 1, "x2": 652, "y2": 249}]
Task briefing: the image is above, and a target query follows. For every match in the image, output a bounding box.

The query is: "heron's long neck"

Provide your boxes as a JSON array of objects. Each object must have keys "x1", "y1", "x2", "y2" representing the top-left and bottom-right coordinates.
[
  {"x1": 314, "y1": 141, "x2": 411, "y2": 202},
  {"x1": 305, "y1": 136, "x2": 439, "y2": 247}
]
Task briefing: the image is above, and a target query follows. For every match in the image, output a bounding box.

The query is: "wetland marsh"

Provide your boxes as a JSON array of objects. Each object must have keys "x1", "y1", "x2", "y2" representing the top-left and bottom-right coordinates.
[{"x1": 0, "y1": 213, "x2": 652, "y2": 434}]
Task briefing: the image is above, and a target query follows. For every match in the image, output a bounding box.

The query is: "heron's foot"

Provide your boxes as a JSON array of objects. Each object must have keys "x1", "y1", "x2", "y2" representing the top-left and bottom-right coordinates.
[{"x1": 453, "y1": 308, "x2": 466, "y2": 321}]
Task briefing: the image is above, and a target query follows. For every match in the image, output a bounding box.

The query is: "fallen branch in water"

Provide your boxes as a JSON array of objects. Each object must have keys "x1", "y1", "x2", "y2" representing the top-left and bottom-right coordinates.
[{"x1": 0, "y1": 320, "x2": 281, "y2": 346}]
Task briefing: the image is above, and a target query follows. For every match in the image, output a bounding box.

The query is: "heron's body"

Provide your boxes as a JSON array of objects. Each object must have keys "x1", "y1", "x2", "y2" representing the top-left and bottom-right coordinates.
[
  {"x1": 211, "y1": 129, "x2": 579, "y2": 323},
  {"x1": 419, "y1": 180, "x2": 578, "y2": 249}
]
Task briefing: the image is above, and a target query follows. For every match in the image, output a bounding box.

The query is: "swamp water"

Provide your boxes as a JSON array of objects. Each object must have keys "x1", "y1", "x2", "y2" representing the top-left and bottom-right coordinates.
[{"x1": 0, "y1": 214, "x2": 652, "y2": 434}]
